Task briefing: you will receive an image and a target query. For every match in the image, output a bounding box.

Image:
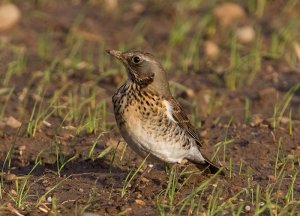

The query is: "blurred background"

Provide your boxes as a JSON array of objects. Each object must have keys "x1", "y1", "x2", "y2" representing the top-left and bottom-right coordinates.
[
  {"x1": 0, "y1": 0, "x2": 300, "y2": 215},
  {"x1": 1, "y1": 0, "x2": 300, "y2": 133}
]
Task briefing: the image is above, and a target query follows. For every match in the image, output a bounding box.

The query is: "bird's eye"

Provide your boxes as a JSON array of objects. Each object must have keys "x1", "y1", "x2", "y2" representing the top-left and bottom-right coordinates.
[{"x1": 132, "y1": 56, "x2": 142, "y2": 64}]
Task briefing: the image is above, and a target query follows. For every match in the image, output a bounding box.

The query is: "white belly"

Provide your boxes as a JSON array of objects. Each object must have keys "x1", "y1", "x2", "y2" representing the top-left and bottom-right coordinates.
[{"x1": 119, "y1": 110, "x2": 194, "y2": 163}]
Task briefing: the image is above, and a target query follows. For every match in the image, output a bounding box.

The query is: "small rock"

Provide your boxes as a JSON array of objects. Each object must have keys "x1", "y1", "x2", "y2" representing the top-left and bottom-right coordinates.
[
  {"x1": 79, "y1": 188, "x2": 84, "y2": 193},
  {"x1": 135, "y1": 199, "x2": 146, "y2": 206},
  {"x1": 0, "y1": 3, "x2": 21, "y2": 31},
  {"x1": 185, "y1": 88, "x2": 195, "y2": 98},
  {"x1": 6, "y1": 116, "x2": 22, "y2": 128},
  {"x1": 131, "y1": 2, "x2": 145, "y2": 14},
  {"x1": 5, "y1": 173, "x2": 17, "y2": 182},
  {"x1": 77, "y1": 61, "x2": 89, "y2": 70},
  {"x1": 62, "y1": 125, "x2": 76, "y2": 130},
  {"x1": 213, "y1": 3, "x2": 246, "y2": 27},
  {"x1": 18, "y1": 145, "x2": 26, "y2": 156},
  {"x1": 45, "y1": 186, "x2": 51, "y2": 191},
  {"x1": 103, "y1": 0, "x2": 118, "y2": 12},
  {"x1": 236, "y1": 26, "x2": 255, "y2": 43},
  {"x1": 9, "y1": 189, "x2": 17, "y2": 196},
  {"x1": 200, "y1": 130, "x2": 207, "y2": 137},
  {"x1": 47, "y1": 196, "x2": 52, "y2": 202},
  {"x1": 141, "y1": 177, "x2": 150, "y2": 184},
  {"x1": 18, "y1": 88, "x2": 28, "y2": 102},
  {"x1": 204, "y1": 41, "x2": 219, "y2": 59},
  {"x1": 43, "y1": 120, "x2": 52, "y2": 127},
  {"x1": 220, "y1": 210, "x2": 229, "y2": 215},
  {"x1": 268, "y1": 175, "x2": 276, "y2": 181},
  {"x1": 291, "y1": 147, "x2": 300, "y2": 158},
  {"x1": 6, "y1": 203, "x2": 24, "y2": 216},
  {"x1": 274, "y1": 190, "x2": 284, "y2": 199},
  {"x1": 249, "y1": 115, "x2": 263, "y2": 127},
  {"x1": 278, "y1": 116, "x2": 289, "y2": 124},
  {"x1": 38, "y1": 206, "x2": 48, "y2": 213},
  {"x1": 287, "y1": 154, "x2": 295, "y2": 160},
  {"x1": 245, "y1": 205, "x2": 251, "y2": 212}
]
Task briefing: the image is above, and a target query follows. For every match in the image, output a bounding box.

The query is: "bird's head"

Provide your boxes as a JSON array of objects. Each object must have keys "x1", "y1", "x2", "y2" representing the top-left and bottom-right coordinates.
[{"x1": 107, "y1": 50, "x2": 171, "y2": 96}]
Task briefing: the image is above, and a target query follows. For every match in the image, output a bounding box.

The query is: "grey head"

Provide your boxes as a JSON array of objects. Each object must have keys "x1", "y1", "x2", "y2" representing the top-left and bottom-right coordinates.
[{"x1": 106, "y1": 49, "x2": 171, "y2": 97}]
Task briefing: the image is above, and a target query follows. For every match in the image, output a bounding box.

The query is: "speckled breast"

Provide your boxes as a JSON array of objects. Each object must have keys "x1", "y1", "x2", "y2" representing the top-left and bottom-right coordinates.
[{"x1": 112, "y1": 81, "x2": 193, "y2": 163}]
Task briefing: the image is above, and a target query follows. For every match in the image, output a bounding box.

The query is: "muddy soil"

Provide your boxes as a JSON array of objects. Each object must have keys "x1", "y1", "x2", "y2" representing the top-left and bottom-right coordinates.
[{"x1": 0, "y1": 0, "x2": 299, "y2": 215}]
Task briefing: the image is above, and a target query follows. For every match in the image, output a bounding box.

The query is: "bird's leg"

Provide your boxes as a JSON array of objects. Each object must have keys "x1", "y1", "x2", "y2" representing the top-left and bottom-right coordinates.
[
  {"x1": 179, "y1": 159, "x2": 189, "y2": 166},
  {"x1": 176, "y1": 159, "x2": 189, "y2": 170},
  {"x1": 166, "y1": 159, "x2": 189, "y2": 175}
]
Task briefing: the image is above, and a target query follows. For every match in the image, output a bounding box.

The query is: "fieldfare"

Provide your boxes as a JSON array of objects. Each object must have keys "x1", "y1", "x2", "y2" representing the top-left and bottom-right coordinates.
[{"x1": 107, "y1": 50, "x2": 222, "y2": 174}]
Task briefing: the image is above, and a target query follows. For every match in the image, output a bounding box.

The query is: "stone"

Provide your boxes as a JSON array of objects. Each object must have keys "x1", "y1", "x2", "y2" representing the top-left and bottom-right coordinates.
[
  {"x1": 236, "y1": 26, "x2": 255, "y2": 43},
  {"x1": 214, "y1": 3, "x2": 246, "y2": 27},
  {"x1": 0, "y1": 3, "x2": 21, "y2": 31}
]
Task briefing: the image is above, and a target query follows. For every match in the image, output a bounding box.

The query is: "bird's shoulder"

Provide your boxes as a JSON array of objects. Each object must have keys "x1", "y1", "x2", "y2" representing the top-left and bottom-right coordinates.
[{"x1": 162, "y1": 97, "x2": 202, "y2": 146}]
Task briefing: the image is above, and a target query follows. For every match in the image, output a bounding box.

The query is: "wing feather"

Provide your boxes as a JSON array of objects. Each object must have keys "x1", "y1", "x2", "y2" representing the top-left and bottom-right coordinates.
[{"x1": 165, "y1": 97, "x2": 202, "y2": 146}]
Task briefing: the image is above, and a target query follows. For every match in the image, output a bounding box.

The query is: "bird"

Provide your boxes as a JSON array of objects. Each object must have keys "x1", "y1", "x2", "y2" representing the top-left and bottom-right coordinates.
[{"x1": 107, "y1": 49, "x2": 223, "y2": 174}]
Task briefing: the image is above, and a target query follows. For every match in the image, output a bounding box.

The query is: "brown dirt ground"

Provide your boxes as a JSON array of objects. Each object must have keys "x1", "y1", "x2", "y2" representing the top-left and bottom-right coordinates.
[{"x1": 0, "y1": 0, "x2": 299, "y2": 215}]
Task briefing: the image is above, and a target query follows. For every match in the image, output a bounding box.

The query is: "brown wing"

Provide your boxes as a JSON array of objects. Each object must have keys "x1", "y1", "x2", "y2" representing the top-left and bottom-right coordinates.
[{"x1": 167, "y1": 97, "x2": 202, "y2": 146}]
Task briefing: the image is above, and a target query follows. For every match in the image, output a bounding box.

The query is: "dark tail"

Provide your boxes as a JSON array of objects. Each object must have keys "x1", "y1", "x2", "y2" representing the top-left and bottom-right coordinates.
[{"x1": 192, "y1": 156, "x2": 225, "y2": 175}]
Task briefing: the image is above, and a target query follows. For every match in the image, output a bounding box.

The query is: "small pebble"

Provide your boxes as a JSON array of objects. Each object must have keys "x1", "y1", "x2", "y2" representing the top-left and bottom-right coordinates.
[
  {"x1": 141, "y1": 177, "x2": 150, "y2": 184},
  {"x1": 10, "y1": 189, "x2": 17, "y2": 196},
  {"x1": 135, "y1": 199, "x2": 146, "y2": 206},
  {"x1": 38, "y1": 206, "x2": 48, "y2": 213},
  {"x1": 5, "y1": 173, "x2": 17, "y2": 182},
  {"x1": 236, "y1": 26, "x2": 255, "y2": 43},
  {"x1": 185, "y1": 88, "x2": 195, "y2": 98},
  {"x1": 62, "y1": 125, "x2": 76, "y2": 130},
  {"x1": 18, "y1": 145, "x2": 26, "y2": 156},
  {"x1": 268, "y1": 175, "x2": 276, "y2": 181},
  {"x1": 103, "y1": 0, "x2": 118, "y2": 12},
  {"x1": 278, "y1": 117, "x2": 289, "y2": 124},
  {"x1": 47, "y1": 196, "x2": 52, "y2": 202},
  {"x1": 0, "y1": 3, "x2": 21, "y2": 31},
  {"x1": 204, "y1": 41, "x2": 219, "y2": 59},
  {"x1": 6, "y1": 116, "x2": 22, "y2": 128},
  {"x1": 245, "y1": 205, "x2": 251, "y2": 212},
  {"x1": 43, "y1": 120, "x2": 52, "y2": 127},
  {"x1": 214, "y1": 2, "x2": 246, "y2": 27}
]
